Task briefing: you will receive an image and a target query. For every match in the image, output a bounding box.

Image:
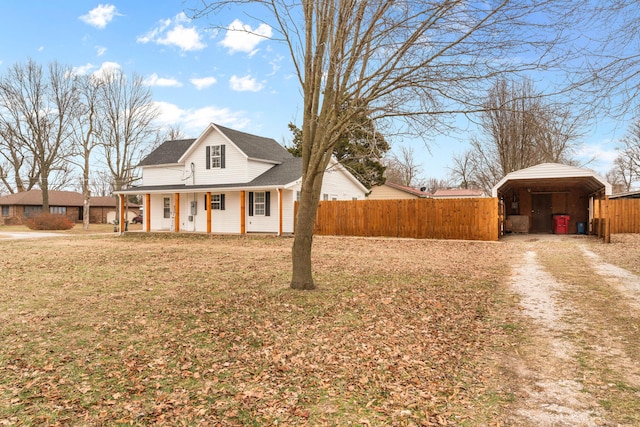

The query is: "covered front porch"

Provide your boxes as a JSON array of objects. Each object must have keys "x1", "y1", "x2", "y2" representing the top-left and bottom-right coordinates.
[{"x1": 114, "y1": 186, "x2": 294, "y2": 236}]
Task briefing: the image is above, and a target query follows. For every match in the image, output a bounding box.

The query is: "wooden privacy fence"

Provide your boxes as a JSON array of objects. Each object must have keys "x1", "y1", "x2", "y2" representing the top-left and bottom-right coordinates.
[
  {"x1": 295, "y1": 198, "x2": 499, "y2": 241},
  {"x1": 607, "y1": 198, "x2": 640, "y2": 234}
]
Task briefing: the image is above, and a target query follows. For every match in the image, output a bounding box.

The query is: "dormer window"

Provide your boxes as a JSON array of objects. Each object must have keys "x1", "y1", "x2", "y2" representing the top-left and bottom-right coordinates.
[{"x1": 206, "y1": 144, "x2": 226, "y2": 169}]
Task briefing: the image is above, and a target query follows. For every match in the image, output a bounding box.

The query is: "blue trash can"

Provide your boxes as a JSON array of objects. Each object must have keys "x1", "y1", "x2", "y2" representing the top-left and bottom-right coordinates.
[{"x1": 577, "y1": 221, "x2": 586, "y2": 234}]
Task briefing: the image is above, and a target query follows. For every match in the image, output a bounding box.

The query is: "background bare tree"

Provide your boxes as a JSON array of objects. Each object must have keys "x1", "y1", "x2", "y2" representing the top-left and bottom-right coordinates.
[
  {"x1": 89, "y1": 169, "x2": 115, "y2": 198},
  {"x1": 449, "y1": 151, "x2": 477, "y2": 189},
  {"x1": 0, "y1": 60, "x2": 77, "y2": 209},
  {"x1": 384, "y1": 145, "x2": 423, "y2": 187},
  {"x1": 468, "y1": 77, "x2": 581, "y2": 192},
  {"x1": 194, "y1": 0, "x2": 579, "y2": 290},
  {"x1": 609, "y1": 120, "x2": 640, "y2": 192},
  {"x1": 95, "y1": 70, "x2": 159, "y2": 214},
  {"x1": 70, "y1": 75, "x2": 102, "y2": 230}
]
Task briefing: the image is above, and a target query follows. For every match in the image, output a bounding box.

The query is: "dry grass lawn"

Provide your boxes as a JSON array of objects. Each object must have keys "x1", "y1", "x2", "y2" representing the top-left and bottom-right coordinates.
[
  {"x1": 0, "y1": 232, "x2": 517, "y2": 426},
  {"x1": 1, "y1": 230, "x2": 639, "y2": 425}
]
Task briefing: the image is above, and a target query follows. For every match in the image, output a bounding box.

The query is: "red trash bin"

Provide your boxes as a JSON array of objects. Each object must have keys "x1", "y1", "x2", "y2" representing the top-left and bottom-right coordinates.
[{"x1": 553, "y1": 214, "x2": 570, "y2": 234}]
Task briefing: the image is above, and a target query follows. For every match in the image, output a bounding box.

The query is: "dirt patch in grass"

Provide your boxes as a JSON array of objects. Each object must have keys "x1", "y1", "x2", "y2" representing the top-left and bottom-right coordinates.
[{"x1": 0, "y1": 234, "x2": 516, "y2": 426}]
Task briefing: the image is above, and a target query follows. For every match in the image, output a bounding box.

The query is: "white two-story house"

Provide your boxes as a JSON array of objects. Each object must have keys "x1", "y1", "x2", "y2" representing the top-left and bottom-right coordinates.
[{"x1": 115, "y1": 123, "x2": 368, "y2": 234}]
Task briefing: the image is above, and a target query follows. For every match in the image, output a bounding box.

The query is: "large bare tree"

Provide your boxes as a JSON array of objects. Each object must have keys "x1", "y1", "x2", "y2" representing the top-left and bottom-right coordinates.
[
  {"x1": 94, "y1": 70, "x2": 159, "y2": 212},
  {"x1": 0, "y1": 60, "x2": 77, "y2": 208},
  {"x1": 468, "y1": 77, "x2": 581, "y2": 192},
  {"x1": 194, "y1": 0, "x2": 575, "y2": 289},
  {"x1": 70, "y1": 75, "x2": 102, "y2": 230}
]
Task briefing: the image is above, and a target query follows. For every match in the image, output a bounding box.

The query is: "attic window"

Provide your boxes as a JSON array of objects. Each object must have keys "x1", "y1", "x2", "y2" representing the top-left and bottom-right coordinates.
[{"x1": 206, "y1": 144, "x2": 226, "y2": 169}]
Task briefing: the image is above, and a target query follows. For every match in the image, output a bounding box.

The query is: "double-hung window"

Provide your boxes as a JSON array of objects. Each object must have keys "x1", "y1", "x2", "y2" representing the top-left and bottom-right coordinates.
[
  {"x1": 210, "y1": 145, "x2": 221, "y2": 168},
  {"x1": 206, "y1": 145, "x2": 226, "y2": 169},
  {"x1": 209, "y1": 194, "x2": 225, "y2": 210},
  {"x1": 254, "y1": 192, "x2": 265, "y2": 216},
  {"x1": 248, "y1": 191, "x2": 270, "y2": 216},
  {"x1": 1, "y1": 206, "x2": 9, "y2": 216}
]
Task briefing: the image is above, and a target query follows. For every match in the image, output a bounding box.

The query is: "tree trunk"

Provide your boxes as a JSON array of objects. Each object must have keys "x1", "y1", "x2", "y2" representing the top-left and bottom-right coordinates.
[
  {"x1": 290, "y1": 170, "x2": 324, "y2": 290},
  {"x1": 291, "y1": 196, "x2": 317, "y2": 290},
  {"x1": 82, "y1": 154, "x2": 91, "y2": 230}
]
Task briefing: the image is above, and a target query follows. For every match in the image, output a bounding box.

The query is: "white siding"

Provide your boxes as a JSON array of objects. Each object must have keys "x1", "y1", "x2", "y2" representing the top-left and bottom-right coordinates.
[
  {"x1": 320, "y1": 164, "x2": 367, "y2": 200},
  {"x1": 148, "y1": 194, "x2": 174, "y2": 231},
  {"x1": 247, "y1": 190, "x2": 279, "y2": 233},
  {"x1": 281, "y1": 190, "x2": 295, "y2": 233},
  {"x1": 142, "y1": 166, "x2": 184, "y2": 186},
  {"x1": 247, "y1": 159, "x2": 276, "y2": 181},
  {"x1": 184, "y1": 132, "x2": 249, "y2": 185}
]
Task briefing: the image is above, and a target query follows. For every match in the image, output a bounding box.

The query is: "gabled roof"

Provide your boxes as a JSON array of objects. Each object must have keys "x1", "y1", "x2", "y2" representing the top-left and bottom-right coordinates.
[
  {"x1": 0, "y1": 190, "x2": 134, "y2": 207},
  {"x1": 384, "y1": 182, "x2": 431, "y2": 197},
  {"x1": 491, "y1": 163, "x2": 612, "y2": 197},
  {"x1": 212, "y1": 123, "x2": 292, "y2": 162},
  {"x1": 140, "y1": 123, "x2": 292, "y2": 167}
]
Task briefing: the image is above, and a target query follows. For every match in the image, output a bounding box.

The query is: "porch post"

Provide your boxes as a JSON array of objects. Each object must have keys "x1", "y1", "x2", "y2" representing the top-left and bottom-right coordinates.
[
  {"x1": 206, "y1": 192, "x2": 212, "y2": 233},
  {"x1": 240, "y1": 190, "x2": 246, "y2": 234},
  {"x1": 145, "y1": 193, "x2": 151, "y2": 232},
  {"x1": 278, "y1": 188, "x2": 283, "y2": 236},
  {"x1": 174, "y1": 193, "x2": 180, "y2": 232},
  {"x1": 119, "y1": 194, "x2": 125, "y2": 233}
]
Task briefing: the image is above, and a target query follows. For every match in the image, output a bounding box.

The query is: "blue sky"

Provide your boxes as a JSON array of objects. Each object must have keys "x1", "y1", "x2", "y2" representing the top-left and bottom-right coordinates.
[{"x1": 0, "y1": 2, "x2": 625, "y2": 182}]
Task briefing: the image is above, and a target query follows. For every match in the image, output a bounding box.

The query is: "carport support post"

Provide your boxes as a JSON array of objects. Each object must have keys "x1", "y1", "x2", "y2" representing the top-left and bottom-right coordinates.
[
  {"x1": 604, "y1": 195, "x2": 611, "y2": 243},
  {"x1": 119, "y1": 194, "x2": 125, "y2": 234}
]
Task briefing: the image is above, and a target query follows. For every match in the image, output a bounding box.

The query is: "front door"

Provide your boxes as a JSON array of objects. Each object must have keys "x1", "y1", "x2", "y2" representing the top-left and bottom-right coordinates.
[{"x1": 531, "y1": 194, "x2": 552, "y2": 233}]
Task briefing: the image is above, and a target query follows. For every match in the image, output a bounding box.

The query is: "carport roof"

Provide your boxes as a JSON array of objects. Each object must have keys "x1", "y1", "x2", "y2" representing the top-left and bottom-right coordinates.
[{"x1": 491, "y1": 163, "x2": 612, "y2": 197}]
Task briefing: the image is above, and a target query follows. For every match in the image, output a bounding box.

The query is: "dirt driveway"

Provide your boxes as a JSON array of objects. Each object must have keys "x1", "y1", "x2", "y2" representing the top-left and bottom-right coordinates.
[{"x1": 497, "y1": 234, "x2": 640, "y2": 426}]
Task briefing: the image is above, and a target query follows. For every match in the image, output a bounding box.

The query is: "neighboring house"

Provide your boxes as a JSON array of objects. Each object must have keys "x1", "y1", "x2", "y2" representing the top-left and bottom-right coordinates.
[
  {"x1": 431, "y1": 188, "x2": 487, "y2": 198},
  {"x1": 367, "y1": 182, "x2": 431, "y2": 199},
  {"x1": 115, "y1": 123, "x2": 368, "y2": 234},
  {"x1": 0, "y1": 190, "x2": 139, "y2": 225}
]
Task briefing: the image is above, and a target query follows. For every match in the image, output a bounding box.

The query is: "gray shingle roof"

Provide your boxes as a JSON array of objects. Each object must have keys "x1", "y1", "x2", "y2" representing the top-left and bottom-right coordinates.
[
  {"x1": 247, "y1": 157, "x2": 302, "y2": 186},
  {"x1": 138, "y1": 124, "x2": 292, "y2": 167},
  {"x1": 138, "y1": 139, "x2": 195, "y2": 166},
  {"x1": 214, "y1": 124, "x2": 292, "y2": 162}
]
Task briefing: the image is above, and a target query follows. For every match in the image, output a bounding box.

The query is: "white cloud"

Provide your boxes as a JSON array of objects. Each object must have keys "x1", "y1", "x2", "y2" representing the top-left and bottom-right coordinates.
[
  {"x1": 190, "y1": 76, "x2": 217, "y2": 90},
  {"x1": 96, "y1": 46, "x2": 107, "y2": 57},
  {"x1": 154, "y1": 101, "x2": 250, "y2": 134},
  {"x1": 143, "y1": 73, "x2": 183, "y2": 87},
  {"x1": 79, "y1": 4, "x2": 121, "y2": 29},
  {"x1": 229, "y1": 74, "x2": 264, "y2": 92},
  {"x1": 577, "y1": 141, "x2": 620, "y2": 175},
  {"x1": 219, "y1": 19, "x2": 272, "y2": 55},
  {"x1": 138, "y1": 12, "x2": 205, "y2": 51},
  {"x1": 92, "y1": 61, "x2": 122, "y2": 80},
  {"x1": 72, "y1": 63, "x2": 95, "y2": 75}
]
